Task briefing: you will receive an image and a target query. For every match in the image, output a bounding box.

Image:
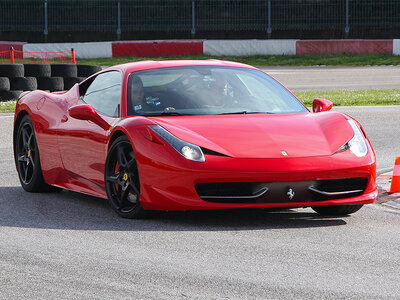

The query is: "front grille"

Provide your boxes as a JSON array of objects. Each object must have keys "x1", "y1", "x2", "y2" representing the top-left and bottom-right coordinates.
[
  {"x1": 195, "y1": 182, "x2": 269, "y2": 203},
  {"x1": 310, "y1": 178, "x2": 368, "y2": 201},
  {"x1": 195, "y1": 178, "x2": 368, "y2": 203}
]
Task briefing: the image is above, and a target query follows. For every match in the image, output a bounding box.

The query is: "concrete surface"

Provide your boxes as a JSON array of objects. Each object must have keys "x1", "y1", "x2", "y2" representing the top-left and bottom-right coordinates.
[{"x1": 261, "y1": 66, "x2": 400, "y2": 91}]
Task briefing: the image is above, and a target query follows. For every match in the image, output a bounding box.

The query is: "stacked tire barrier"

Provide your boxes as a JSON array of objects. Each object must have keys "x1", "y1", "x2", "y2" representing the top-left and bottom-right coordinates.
[
  {"x1": 0, "y1": 64, "x2": 25, "y2": 101},
  {"x1": 0, "y1": 64, "x2": 102, "y2": 101}
]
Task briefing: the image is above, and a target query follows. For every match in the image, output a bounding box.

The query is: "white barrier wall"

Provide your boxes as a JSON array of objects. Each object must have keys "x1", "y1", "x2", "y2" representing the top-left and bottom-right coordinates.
[
  {"x1": 203, "y1": 40, "x2": 297, "y2": 56},
  {"x1": 23, "y1": 42, "x2": 113, "y2": 59},
  {"x1": 393, "y1": 39, "x2": 400, "y2": 55},
  {"x1": 21, "y1": 39, "x2": 399, "y2": 58}
]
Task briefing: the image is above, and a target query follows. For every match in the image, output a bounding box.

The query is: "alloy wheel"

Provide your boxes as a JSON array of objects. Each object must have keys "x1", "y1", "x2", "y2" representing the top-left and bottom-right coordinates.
[
  {"x1": 105, "y1": 138, "x2": 141, "y2": 214},
  {"x1": 16, "y1": 121, "x2": 36, "y2": 185}
]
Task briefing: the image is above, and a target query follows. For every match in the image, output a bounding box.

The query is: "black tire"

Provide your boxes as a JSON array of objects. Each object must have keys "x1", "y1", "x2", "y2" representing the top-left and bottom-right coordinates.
[
  {"x1": 51, "y1": 64, "x2": 78, "y2": 77},
  {"x1": 77, "y1": 65, "x2": 102, "y2": 77},
  {"x1": 0, "y1": 64, "x2": 24, "y2": 78},
  {"x1": 0, "y1": 90, "x2": 23, "y2": 101},
  {"x1": 14, "y1": 115, "x2": 61, "y2": 192},
  {"x1": 312, "y1": 204, "x2": 363, "y2": 216},
  {"x1": 0, "y1": 77, "x2": 10, "y2": 91},
  {"x1": 24, "y1": 64, "x2": 51, "y2": 77},
  {"x1": 105, "y1": 136, "x2": 146, "y2": 219},
  {"x1": 10, "y1": 77, "x2": 38, "y2": 91},
  {"x1": 37, "y1": 77, "x2": 64, "y2": 91},
  {"x1": 63, "y1": 77, "x2": 85, "y2": 90}
]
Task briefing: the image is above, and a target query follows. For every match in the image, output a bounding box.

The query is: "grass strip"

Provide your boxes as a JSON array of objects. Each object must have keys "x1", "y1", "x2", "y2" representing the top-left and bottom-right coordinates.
[
  {"x1": 77, "y1": 54, "x2": 400, "y2": 67},
  {"x1": 296, "y1": 89, "x2": 400, "y2": 106},
  {"x1": 0, "y1": 100, "x2": 17, "y2": 113},
  {"x1": 1, "y1": 88, "x2": 400, "y2": 113}
]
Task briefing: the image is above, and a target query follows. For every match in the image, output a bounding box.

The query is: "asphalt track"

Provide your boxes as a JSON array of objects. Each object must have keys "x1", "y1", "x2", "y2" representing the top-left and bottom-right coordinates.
[
  {"x1": 333, "y1": 106, "x2": 400, "y2": 172},
  {"x1": 1, "y1": 67, "x2": 400, "y2": 299},
  {"x1": 262, "y1": 66, "x2": 400, "y2": 91}
]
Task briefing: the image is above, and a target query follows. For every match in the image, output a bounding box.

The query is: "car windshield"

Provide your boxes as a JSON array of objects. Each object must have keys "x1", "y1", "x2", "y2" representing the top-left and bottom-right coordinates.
[{"x1": 127, "y1": 66, "x2": 308, "y2": 116}]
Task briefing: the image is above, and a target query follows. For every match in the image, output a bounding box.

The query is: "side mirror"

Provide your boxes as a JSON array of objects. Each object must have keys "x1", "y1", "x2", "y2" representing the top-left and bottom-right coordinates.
[
  {"x1": 68, "y1": 104, "x2": 111, "y2": 131},
  {"x1": 313, "y1": 98, "x2": 333, "y2": 113}
]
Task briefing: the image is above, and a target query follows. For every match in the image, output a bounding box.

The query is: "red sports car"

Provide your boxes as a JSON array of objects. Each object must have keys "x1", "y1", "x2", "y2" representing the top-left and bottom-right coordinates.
[{"x1": 13, "y1": 60, "x2": 377, "y2": 218}]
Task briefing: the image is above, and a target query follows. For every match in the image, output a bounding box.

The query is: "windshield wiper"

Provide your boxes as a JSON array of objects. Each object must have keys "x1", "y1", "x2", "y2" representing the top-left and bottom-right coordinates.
[
  {"x1": 142, "y1": 111, "x2": 274, "y2": 116},
  {"x1": 217, "y1": 111, "x2": 273, "y2": 115},
  {"x1": 142, "y1": 111, "x2": 193, "y2": 116}
]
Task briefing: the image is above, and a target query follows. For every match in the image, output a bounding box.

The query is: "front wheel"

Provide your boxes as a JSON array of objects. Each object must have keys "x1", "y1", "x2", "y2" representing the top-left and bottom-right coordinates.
[
  {"x1": 14, "y1": 114, "x2": 60, "y2": 192},
  {"x1": 105, "y1": 136, "x2": 146, "y2": 219},
  {"x1": 312, "y1": 204, "x2": 363, "y2": 216}
]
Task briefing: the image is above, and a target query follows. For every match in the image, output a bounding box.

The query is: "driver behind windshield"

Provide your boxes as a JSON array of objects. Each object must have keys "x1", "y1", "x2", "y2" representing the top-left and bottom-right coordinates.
[
  {"x1": 129, "y1": 76, "x2": 162, "y2": 115},
  {"x1": 130, "y1": 76, "x2": 147, "y2": 113}
]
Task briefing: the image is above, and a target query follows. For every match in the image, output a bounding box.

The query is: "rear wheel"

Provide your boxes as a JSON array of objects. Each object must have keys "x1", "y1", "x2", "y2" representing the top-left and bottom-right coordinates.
[
  {"x1": 14, "y1": 115, "x2": 60, "y2": 192},
  {"x1": 312, "y1": 204, "x2": 363, "y2": 216},
  {"x1": 105, "y1": 136, "x2": 146, "y2": 219}
]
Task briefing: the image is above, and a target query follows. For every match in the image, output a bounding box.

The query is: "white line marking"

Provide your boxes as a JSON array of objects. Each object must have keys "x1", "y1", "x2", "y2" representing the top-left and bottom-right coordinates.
[
  {"x1": 378, "y1": 167, "x2": 394, "y2": 175},
  {"x1": 0, "y1": 116, "x2": 13, "y2": 119},
  {"x1": 266, "y1": 72, "x2": 297, "y2": 75}
]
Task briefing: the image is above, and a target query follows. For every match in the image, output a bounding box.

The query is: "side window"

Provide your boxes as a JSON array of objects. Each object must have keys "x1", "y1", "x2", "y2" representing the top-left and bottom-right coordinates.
[{"x1": 82, "y1": 71, "x2": 121, "y2": 117}]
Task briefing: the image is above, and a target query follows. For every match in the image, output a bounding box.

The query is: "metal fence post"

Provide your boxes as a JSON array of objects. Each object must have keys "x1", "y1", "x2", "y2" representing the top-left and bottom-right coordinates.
[
  {"x1": 191, "y1": 1, "x2": 196, "y2": 37},
  {"x1": 345, "y1": 0, "x2": 350, "y2": 37},
  {"x1": 10, "y1": 47, "x2": 14, "y2": 64},
  {"x1": 44, "y1": 0, "x2": 48, "y2": 41},
  {"x1": 71, "y1": 48, "x2": 76, "y2": 64},
  {"x1": 267, "y1": 0, "x2": 272, "y2": 38},
  {"x1": 117, "y1": 0, "x2": 121, "y2": 40}
]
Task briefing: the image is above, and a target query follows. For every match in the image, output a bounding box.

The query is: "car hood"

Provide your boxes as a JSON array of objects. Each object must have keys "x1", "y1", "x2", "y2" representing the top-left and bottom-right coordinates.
[{"x1": 150, "y1": 112, "x2": 354, "y2": 159}]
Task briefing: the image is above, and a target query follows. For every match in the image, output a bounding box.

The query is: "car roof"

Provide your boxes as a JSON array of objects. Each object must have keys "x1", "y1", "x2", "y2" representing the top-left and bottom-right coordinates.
[{"x1": 108, "y1": 60, "x2": 258, "y2": 74}]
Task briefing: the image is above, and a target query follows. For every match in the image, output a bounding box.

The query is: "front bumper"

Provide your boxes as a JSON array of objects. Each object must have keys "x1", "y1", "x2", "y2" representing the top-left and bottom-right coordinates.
[{"x1": 136, "y1": 144, "x2": 377, "y2": 211}]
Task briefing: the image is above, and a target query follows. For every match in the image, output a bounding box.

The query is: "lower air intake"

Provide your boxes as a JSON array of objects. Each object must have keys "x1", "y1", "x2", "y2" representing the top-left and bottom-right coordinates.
[{"x1": 195, "y1": 178, "x2": 368, "y2": 203}]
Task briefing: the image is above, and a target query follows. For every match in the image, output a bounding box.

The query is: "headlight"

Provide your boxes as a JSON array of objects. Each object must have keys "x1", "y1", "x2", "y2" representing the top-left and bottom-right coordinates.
[
  {"x1": 149, "y1": 125, "x2": 205, "y2": 162},
  {"x1": 336, "y1": 119, "x2": 368, "y2": 157}
]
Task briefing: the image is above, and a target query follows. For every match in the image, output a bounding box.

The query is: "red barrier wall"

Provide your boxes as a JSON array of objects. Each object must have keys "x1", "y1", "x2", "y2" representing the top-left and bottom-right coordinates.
[
  {"x1": 1, "y1": 39, "x2": 396, "y2": 58},
  {"x1": 296, "y1": 40, "x2": 393, "y2": 55},
  {"x1": 0, "y1": 41, "x2": 25, "y2": 52},
  {"x1": 112, "y1": 40, "x2": 204, "y2": 57}
]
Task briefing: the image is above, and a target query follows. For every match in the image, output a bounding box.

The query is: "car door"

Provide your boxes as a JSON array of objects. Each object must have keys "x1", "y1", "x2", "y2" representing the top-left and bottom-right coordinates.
[{"x1": 57, "y1": 71, "x2": 122, "y2": 192}]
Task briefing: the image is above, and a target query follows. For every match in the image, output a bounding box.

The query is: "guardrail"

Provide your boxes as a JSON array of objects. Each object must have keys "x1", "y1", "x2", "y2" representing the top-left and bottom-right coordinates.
[{"x1": 0, "y1": 48, "x2": 76, "y2": 64}]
